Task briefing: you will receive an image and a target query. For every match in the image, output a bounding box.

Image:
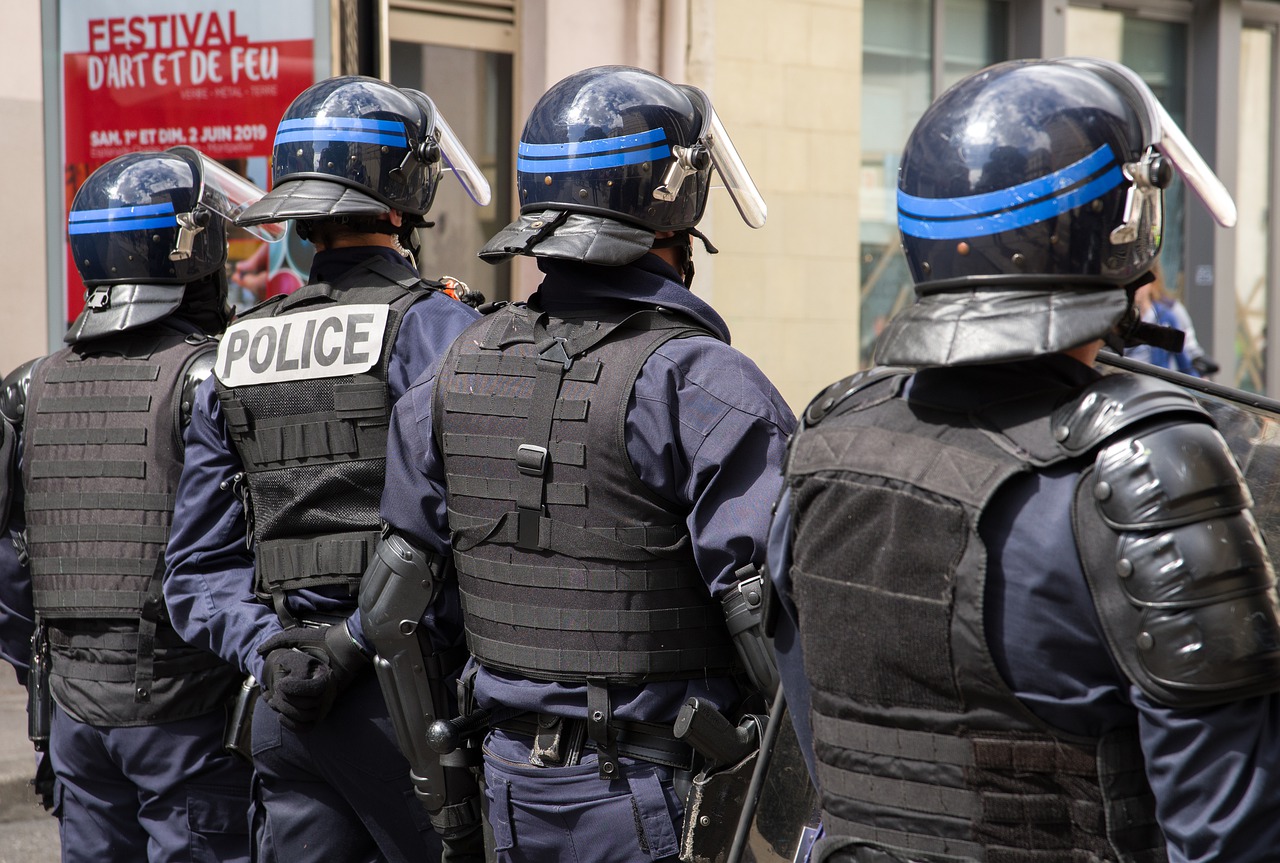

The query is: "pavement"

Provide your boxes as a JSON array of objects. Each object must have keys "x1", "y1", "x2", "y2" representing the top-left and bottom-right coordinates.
[{"x1": 0, "y1": 671, "x2": 59, "y2": 861}]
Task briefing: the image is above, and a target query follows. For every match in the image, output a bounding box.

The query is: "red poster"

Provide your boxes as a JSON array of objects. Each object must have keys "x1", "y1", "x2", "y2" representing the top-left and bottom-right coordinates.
[{"x1": 60, "y1": 1, "x2": 316, "y2": 323}]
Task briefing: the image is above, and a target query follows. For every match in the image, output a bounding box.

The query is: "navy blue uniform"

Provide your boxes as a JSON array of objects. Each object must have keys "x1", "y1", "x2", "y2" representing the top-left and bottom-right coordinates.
[
  {"x1": 377, "y1": 254, "x2": 796, "y2": 863},
  {"x1": 164, "y1": 247, "x2": 478, "y2": 863},
  {"x1": 1, "y1": 336, "x2": 253, "y2": 863},
  {"x1": 769, "y1": 355, "x2": 1280, "y2": 863}
]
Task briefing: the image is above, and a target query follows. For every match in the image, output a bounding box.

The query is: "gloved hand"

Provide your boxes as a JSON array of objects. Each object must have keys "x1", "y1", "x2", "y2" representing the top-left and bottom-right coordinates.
[{"x1": 256, "y1": 621, "x2": 371, "y2": 729}]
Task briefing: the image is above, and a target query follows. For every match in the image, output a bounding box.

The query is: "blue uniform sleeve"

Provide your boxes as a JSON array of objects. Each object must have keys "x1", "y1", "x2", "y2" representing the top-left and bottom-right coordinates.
[
  {"x1": 984, "y1": 463, "x2": 1280, "y2": 863},
  {"x1": 1, "y1": 421, "x2": 35, "y2": 684},
  {"x1": 0, "y1": 503, "x2": 33, "y2": 685},
  {"x1": 626, "y1": 336, "x2": 797, "y2": 597},
  {"x1": 163, "y1": 376, "x2": 280, "y2": 681}
]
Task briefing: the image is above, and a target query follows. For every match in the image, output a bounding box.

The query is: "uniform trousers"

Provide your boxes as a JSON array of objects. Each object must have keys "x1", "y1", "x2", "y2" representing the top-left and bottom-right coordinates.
[
  {"x1": 49, "y1": 703, "x2": 252, "y2": 863},
  {"x1": 481, "y1": 729, "x2": 684, "y2": 863},
  {"x1": 250, "y1": 670, "x2": 442, "y2": 863}
]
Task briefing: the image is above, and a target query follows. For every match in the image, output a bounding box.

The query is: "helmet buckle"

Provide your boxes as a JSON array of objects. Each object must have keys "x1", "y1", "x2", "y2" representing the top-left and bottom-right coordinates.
[
  {"x1": 170, "y1": 210, "x2": 209, "y2": 261},
  {"x1": 653, "y1": 144, "x2": 707, "y2": 202},
  {"x1": 1110, "y1": 151, "x2": 1162, "y2": 245},
  {"x1": 85, "y1": 285, "x2": 112, "y2": 311}
]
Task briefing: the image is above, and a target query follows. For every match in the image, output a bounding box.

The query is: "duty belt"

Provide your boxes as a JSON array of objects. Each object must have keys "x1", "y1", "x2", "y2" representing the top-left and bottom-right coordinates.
[{"x1": 495, "y1": 712, "x2": 694, "y2": 770}]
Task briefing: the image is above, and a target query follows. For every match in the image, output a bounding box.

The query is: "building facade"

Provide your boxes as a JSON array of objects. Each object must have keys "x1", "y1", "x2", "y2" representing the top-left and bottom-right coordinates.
[{"x1": 3, "y1": 0, "x2": 1275, "y2": 408}]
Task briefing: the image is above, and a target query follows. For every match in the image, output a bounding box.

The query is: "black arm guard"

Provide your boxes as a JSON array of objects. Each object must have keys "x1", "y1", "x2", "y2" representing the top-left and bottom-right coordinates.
[
  {"x1": 1, "y1": 357, "x2": 40, "y2": 535},
  {"x1": 721, "y1": 564, "x2": 780, "y2": 699},
  {"x1": 357, "y1": 532, "x2": 481, "y2": 834},
  {"x1": 178, "y1": 345, "x2": 218, "y2": 430},
  {"x1": 1067, "y1": 378, "x2": 1280, "y2": 707}
]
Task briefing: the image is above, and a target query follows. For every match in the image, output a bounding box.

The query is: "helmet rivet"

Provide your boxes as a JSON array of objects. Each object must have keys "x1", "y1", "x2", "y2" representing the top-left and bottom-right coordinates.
[
  {"x1": 956, "y1": 242, "x2": 970, "y2": 256},
  {"x1": 921, "y1": 262, "x2": 931, "y2": 275},
  {"x1": 326, "y1": 161, "x2": 334, "y2": 168},
  {"x1": 544, "y1": 175, "x2": 553, "y2": 186},
  {"x1": 110, "y1": 267, "x2": 117, "y2": 273},
  {"x1": 1011, "y1": 253, "x2": 1027, "y2": 269},
  {"x1": 1049, "y1": 234, "x2": 1060, "y2": 245},
  {"x1": 381, "y1": 146, "x2": 389, "y2": 153},
  {"x1": 83, "y1": 259, "x2": 90, "y2": 266},
  {"x1": 1053, "y1": 425, "x2": 1070, "y2": 442},
  {"x1": 576, "y1": 189, "x2": 589, "y2": 201},
  {"x1": 296, "y1": 148, "x2": 304, "y2": 157},
  {"x1": 607, "y1": 180, "x2": 614, "y2": 187},
  {"x1": 128, "y1": 255, "x2": 134, "y2": 261},
  {"x1": 152, "y1": 235, "x2": 162, "y2": 242},
  {"x1": 1137, "y1": 632, "x2": 1154, "y2": 651},
  {"x1": 1117, "y1": 558, "x2": 1134, "y2": 578},
  {"x1": 1091, "y1": 199, "x2": 1104, "y2": 213},
  {"x1": 1094, "y1": 481, "x2": 1112, "y2": 500}
]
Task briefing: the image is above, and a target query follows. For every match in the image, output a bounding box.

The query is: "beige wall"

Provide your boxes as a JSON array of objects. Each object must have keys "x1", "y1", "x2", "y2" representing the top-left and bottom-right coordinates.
[
  {"x1": 692, "y1": 0, "x2": 862, "y2": 411},
  {"x1": 0, "y1": 1, "x2": 50, "y2": 374}
]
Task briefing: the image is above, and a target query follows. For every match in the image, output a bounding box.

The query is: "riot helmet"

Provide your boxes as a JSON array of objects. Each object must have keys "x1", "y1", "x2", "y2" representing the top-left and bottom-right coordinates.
[
  {"x1": 480, "y1": 65, "x2": 765, "y2": 269},
  {"x1": 236, "y1": 75, "x2": 490, "y2": 239},
  {"x1": 65, "y1": 147, "x2": 279, "y2": 343},
  {"x1": 875, "y1": 58, "x2": 1236, "y2": 367}
]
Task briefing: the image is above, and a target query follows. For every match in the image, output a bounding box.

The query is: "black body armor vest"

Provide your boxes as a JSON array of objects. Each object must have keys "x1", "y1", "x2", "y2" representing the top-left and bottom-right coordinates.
[
  {"x1": 435, "y1": 302, "x2": 737, "y2": 685},
  {"x1": 785, "y1": 368, "x2": 1167, "y2": 863},
  {"x1": 213, "y1": 258, "x2": 435, "y2": 620},
  {"x1": 23, "y1": 328, "x2": 238, "y2": 726}
]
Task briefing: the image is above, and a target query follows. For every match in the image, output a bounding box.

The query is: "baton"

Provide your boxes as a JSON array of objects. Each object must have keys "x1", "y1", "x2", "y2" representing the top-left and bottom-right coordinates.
[{"x1": 727, "y1": 690, "x2": 788, "y2": 863}]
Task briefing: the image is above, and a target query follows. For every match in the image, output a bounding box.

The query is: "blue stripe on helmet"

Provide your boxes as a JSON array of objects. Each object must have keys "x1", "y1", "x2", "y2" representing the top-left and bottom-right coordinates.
[
  {"x1": 68, "y1": 214, "x2": 180, "y2": 235},
  {"x1": 275, "y1": 128, "x2": 409, "y2": 148},
  {"x1": 897, "y1": 165, "x2": 1126, "y2": 240},
  {"x1": 517, "y1": 144, "x2": 672, "y2": 175},
  {"x1": 898, "y1": 144, "x2": 1118, "y2": 219},
  {"x1": 68, "y1": 202, "x2": 175, "y2": 222},
  {"x1": 278, "y1": 117, "x2": 407, "y2": 133},
  {"x1": 518, "y1": 127, "x2": 668, "y2": 158}
]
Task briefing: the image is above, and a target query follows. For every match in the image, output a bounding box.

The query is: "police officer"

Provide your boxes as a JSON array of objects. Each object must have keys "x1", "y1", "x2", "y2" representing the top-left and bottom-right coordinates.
[
  {"x1": 770, "y1": 58, "x2": 1280, "y2": 863},
  {"x1": 162, "y1": 76, "x2": 491, "y2": 863},
  {"x1": 0, "y1": 147, "x2": 272, "y2": 862},
  {"x1": 359, "y1": 65, "x2": 795, "y2": 863}
]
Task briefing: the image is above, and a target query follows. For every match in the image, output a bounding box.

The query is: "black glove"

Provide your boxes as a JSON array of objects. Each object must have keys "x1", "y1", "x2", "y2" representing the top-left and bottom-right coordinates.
[{"x1": 256, "y1": 622, "x2": 371, "y2": 729}]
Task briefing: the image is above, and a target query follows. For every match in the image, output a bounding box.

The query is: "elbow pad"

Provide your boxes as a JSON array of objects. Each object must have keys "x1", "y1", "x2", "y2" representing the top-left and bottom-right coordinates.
[
  {"x1": 722, "y1": 565, "x2": 780, "y2": 699},
  {"x1": 1074, "y1": 418, "x2": 1280, "y2": 708}
]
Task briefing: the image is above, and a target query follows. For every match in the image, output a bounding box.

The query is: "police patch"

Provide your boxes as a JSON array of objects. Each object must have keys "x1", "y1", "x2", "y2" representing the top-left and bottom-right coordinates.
[{"x1": 215, "y1": 304, "x2": 390, "y2": 387}]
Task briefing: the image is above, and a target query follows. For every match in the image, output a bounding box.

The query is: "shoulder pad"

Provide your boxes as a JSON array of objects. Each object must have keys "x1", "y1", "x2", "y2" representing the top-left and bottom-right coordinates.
[
  {"x1": 0, "y1": 357, "x2": 43, "y2": 429},
  {"x1": 1049, "y1": 372, "x2": 1209, "y2": 457},
  {"x1": 179, "y1": 342, "x2": 219, "y2": 429},
  {"x1": 802, "y1": 367, "x2": 911, "y2": 428},
  {"x1": 0, "y1": 416, "x2": 15, "y2": 529},
  {"x1": 1093, "y1": 421, "x2": 1250, "y2": 531},
  {"x1": 1075, "y1": 470, "x2": 1280, "y2": 707}
]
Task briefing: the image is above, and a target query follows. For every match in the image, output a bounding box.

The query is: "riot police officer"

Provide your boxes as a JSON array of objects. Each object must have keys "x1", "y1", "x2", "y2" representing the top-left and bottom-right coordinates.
[
  {"x1": 162, "y1": 76, "x2": 491, "y2": 863},
  {"x1": 0, "y1": 147, "x2": 274, "y2": 862},
  {"x1": 770, "y1": 58, "x2": 1280, "y2": 863},
  {"x1": 358, "y1": 65, "x2": 795, "y2": 863}
]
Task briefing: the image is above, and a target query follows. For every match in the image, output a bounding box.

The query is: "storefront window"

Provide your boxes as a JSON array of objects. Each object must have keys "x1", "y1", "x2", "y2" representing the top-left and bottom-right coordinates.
[
  {"x1": 859, "y1": 0, "x2": 1008, "y2": 365},
  {"x1": 390, "y1": 41, "x2": 513, "y2": 302}
]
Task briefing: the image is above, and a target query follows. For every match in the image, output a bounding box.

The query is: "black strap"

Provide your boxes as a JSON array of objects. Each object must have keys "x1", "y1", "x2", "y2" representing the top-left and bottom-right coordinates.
[
  {"x1": 587, "y1": 679, "x2": 619, "y2": 779},
  {"x1": 515, "y1": 319, "x2": 573, "y2": 551},
  {"x1": 132, "y1": 557, "x2": 167, "y2": 703}
]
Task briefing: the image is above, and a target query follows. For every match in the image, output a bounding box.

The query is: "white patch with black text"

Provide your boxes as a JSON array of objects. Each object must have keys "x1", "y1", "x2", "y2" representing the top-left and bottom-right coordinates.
[{"x1": 214, "y1": 304, "x2": 390, "y2": 387}]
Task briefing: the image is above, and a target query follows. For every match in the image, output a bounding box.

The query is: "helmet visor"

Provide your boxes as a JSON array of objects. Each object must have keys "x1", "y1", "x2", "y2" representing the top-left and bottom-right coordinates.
[
  {"x1": 683, "y1": 86, "x2": 767, "y2": 229},
  {"x1": 1053, "y1": 57, "x2": 1237, "y2": 229},
  {"x1": 410, "y1": 92, "x2": 492, "y2": 207},
  {"x1": 170, "y1": 147, "x2": 287, "y2": 242}
]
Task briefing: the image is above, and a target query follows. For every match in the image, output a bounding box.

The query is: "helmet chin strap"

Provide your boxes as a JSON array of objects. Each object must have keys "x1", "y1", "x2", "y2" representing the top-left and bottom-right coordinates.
[
  {"x1": 652, "y1": 228, "x2": 719, "y2": 288},
  {"x1": 1108, "y1": 270, "x2": 1186, "y2": 355}
]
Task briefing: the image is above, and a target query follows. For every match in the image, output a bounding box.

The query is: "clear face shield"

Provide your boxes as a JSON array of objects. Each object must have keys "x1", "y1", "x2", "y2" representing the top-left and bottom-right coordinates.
[
  {"x1": 1052, "y1": 57, "x2": 1238, "y2": 231},
  {"x1": 167, "y1": 146, "x2": 286, "y2": 260},
  {"x1": 658, "y1": 86, "x2": 768, "y2": 229},
  {"x1": 406, "y1": 91, "x2": 493, "y2": 207}
]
